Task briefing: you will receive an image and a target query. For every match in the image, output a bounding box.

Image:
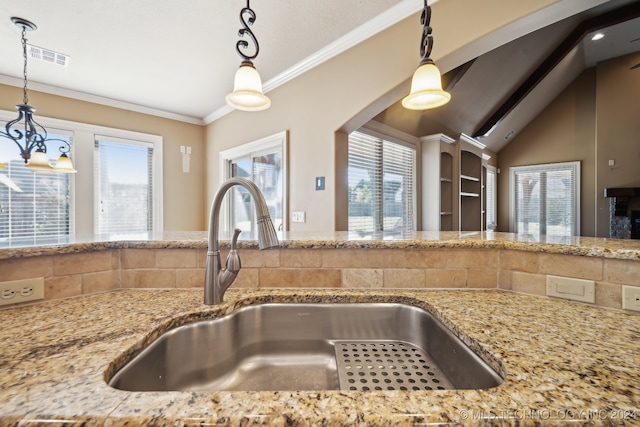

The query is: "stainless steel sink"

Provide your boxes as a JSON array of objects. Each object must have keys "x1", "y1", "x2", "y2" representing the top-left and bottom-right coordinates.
[{"x1": 108, "y1": 303, "x2": 503, "y2": 392}]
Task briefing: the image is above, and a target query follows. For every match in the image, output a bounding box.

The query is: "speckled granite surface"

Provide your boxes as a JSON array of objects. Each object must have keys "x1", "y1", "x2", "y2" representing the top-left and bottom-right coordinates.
[
  {"x1": 1, "y1": 231, "x2": 640, "y2": 260},
  {"x1": 0, "y1": 288, "x2": 638, "y2": 426}
]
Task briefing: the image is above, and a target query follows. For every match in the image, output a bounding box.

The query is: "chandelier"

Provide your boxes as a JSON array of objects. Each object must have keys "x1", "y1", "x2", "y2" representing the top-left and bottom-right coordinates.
[{"x1": 0, "y1": 17, "x2": 76, "y2": 173}]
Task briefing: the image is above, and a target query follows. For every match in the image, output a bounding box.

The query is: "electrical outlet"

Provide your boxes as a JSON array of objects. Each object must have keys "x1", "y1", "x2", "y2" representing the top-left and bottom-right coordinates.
[
  {"x1": 0, "y1": 277, "x2": 44, "y2": 306},
  {"x1": 546, "y1": 275, "x2": 595, "y2": 303},
  {"x1": 622, "y1": 285, "x2": 640, "y2": 312}
]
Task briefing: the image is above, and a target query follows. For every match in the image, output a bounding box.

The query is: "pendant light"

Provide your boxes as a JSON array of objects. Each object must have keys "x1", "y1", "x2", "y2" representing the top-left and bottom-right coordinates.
[
  {"x1": 402, "y1": 0, "x2": 451, "y2": 110},
  {"x1": 0, "y1": 17, "x2": 76, "y2": 173},
  {"x1": 225, "y1": 0, "x2": 271, "y2": 111}
]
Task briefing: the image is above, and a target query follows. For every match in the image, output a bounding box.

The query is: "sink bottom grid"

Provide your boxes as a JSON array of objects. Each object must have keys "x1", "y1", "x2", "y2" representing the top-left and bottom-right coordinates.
[{"x1": 334, "y1": 340, "x2": 453, "y2": 391}]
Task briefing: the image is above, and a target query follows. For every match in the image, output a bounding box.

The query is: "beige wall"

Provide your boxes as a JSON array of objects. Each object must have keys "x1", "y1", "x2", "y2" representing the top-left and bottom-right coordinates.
[
  {"x1": 0, "y1": 84, "x2": 206, "y2": 231},
  {"x1": 497, "y1": 51, "x2": 640, "y2": 237},
  {"x1": 205, "y1": 0, "x2": 588, "y2": 232},
  {"x1": 497, "y1": 69, "x2": 597, "y2": 235},
  {"x1": 595, "y1": 51, "x2": 640, "y2": 236}
]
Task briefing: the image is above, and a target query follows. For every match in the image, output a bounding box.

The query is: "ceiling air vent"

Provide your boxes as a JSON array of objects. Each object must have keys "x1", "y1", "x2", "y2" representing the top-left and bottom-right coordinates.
[{"x1": 27, "y1": 44, "x2": 70, "y2": 67}]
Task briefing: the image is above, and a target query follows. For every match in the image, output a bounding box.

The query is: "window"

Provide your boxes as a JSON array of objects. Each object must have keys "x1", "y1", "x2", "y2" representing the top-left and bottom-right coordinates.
[
  {"x1": 485, "y1": 165, "x2": 497, "y2": 230},
  {"x1": 0, "y1": 110, "x2": 163, "y2": 246},
  {"x1": 0, "y1": 130, "x2": 74, "y2": 246},
  {"x1": 220, "y1": 132, "x2": 287, "y2": 238},
  {"x1": 94, "y1": 135, "x2": 162, "y2": 237},
  {"x1": 348, "y1": 131, "x2": 416, "y2": 235},
  {"x1": 510, "y1": 161, "x2": 580, "y2": 237}
]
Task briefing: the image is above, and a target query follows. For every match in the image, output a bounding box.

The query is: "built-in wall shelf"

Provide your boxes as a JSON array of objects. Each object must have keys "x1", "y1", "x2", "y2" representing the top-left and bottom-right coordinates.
[
  {"x1": 422, "y1": 133, "x2": 490, "y2": 233},
  {"x1": 460, "y1": 145, "x2": 482, "y2": 231}
]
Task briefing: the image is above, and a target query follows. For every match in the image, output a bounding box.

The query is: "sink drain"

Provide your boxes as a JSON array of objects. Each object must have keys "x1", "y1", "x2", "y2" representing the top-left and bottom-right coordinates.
[{"x1": 334, "y1": 341, "x2": 453, "y2": 391}]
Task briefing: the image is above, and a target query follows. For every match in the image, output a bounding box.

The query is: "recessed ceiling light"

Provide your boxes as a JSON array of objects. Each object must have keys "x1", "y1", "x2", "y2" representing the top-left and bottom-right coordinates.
[{"x1": 591, "y1": 33, "x2": 605, "y2": 41}]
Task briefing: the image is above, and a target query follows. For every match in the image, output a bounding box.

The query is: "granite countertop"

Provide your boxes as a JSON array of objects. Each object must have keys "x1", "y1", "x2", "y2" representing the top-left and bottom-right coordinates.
[
  {"x1": 2, "y1": 231, "x2": 640, "y2": 260},
  {"x1": 0, "y1": 288, "x2": 638, "y2": 426}
]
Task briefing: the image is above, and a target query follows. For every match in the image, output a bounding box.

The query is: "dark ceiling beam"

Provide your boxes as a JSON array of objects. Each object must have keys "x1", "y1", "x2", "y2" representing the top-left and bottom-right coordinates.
[{"x1": 473, "y1": 1, "x2": 640, "y2": 139}]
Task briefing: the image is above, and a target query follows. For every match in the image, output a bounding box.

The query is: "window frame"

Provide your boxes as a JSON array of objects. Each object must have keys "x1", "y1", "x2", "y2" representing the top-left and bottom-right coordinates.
[
  {"x1": 509, "y1": 161, "x2": 580, "y2": 236},
  {"x1": 219, "y1": 131, "x2": 288, "y2": 236},
  {"x1": 93, "y1": 133, "x2": 163, "y2": 235}
]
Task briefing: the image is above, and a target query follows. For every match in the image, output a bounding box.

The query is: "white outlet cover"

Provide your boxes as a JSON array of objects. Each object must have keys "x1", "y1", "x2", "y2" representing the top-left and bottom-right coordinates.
[
  {"x1": 546, "y1": 275, "x2": 595, "y2": 304},
  {"x1": 622, "y1": 285, "x2": 640, "y2": 312},
  {"x1": 0, "y1": 277, "x2": 45, "y2": 306}
]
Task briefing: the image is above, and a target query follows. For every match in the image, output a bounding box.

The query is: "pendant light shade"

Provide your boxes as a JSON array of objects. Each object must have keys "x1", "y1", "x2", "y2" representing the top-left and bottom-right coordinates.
[
  {"x1": 226, "y1": 1, "x2": 271, "y2": 112},
  {"x1": 402, "y1": 1, "x2": 450, "y2": 110},
  {"x1": 25, "y1": 149, "x2": 53, "y2": 171},
  {"x1": 402, "y1": 61, "x2": 451, "y2": 110},
  {"x1": 226, "y1": 60, "x2": 271, "y2": 111},
  {"x1": 53, "y1": 153, "x2": 77, "y2": 173}
]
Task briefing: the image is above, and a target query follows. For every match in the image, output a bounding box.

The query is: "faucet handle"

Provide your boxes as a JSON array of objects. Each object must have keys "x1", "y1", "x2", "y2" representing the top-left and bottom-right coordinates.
[
  {"x1": 226, "y1": 228, "x2": 242, "y2": 273},
  {"x1": 230, "y1": 228, "x2": 241, "y2": 251}
]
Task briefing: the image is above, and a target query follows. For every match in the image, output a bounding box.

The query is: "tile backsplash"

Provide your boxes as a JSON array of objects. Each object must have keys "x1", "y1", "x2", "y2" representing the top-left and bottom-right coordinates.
[{"x1": 1, "y1": 247, "x2": 638, "y2": 310}]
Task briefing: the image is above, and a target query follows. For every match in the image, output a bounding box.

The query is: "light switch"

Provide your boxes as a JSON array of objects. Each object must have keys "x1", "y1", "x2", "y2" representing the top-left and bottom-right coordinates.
[
  {"x1": 292, "y1": 211, "x2": 306, "y2": 223},
  {"x1": 316, "y1": 176, "x2": 325, "y2": 191}
]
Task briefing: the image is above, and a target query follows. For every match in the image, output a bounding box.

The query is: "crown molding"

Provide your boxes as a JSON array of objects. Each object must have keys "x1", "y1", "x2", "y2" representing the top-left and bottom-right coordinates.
[{"x1": 0, "y1": 75, "x2": 205, "y2": 126}]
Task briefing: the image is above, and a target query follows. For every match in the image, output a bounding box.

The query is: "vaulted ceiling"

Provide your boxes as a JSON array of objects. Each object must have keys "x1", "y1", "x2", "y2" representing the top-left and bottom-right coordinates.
[{"x1": 372, "y1": 0, "x2": 640, "y2": 152}]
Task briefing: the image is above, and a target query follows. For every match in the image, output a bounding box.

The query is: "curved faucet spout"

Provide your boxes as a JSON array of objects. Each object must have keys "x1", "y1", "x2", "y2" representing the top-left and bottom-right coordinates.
[{"x1": 205, "y1": 177, "x2": 279, "y2": 305}]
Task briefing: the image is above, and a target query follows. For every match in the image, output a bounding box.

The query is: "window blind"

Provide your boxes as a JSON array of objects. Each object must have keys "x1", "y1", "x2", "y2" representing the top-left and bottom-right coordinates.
[
  {"x1": 485, "y1": 167, "x2": 496, "y2": 229},
  {"x1": 512, "y1": 162, "x2": 579, "y2": 237},
  {"x1": 0, "y1": 134, "x2": 72, "y2": 246},
  {"x1": 94, "y1": 137, "x2": 153, "y2": 236},
  {"x1": 348, "y1": 131, "x2": 415, "y2": 234}
]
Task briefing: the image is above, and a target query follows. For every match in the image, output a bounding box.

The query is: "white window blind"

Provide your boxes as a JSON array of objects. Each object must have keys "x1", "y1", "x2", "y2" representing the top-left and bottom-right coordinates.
[
  {"x1": 510, "y1": 161, "x2": 580, "y2": 237},
  {"x1": 94, "y1": 136, "x2": 153, "y2": 236},
  {"x1": 485, "y1": 166, "x2": 497, "y2": 230},
  {"x1": 348, "y1": 131, "x2": 415, "y2": 235},
  {"x1": 0, "y1": 132, "x2": 73, "y2": 246}
]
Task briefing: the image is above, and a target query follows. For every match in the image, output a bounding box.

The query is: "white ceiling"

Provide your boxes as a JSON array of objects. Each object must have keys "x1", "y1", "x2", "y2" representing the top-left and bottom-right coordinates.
[{"x1": 0, "y1": 0, "x2": 414, "y2": 124}]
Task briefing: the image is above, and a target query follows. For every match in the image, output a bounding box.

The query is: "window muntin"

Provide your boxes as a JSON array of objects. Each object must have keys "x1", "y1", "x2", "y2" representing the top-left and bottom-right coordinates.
[{"x1": 348, "y1": 131, "x2": 416, "y2": 236}]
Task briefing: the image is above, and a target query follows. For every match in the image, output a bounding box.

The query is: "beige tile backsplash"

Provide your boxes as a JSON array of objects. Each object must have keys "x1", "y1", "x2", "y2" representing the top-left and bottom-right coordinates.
[{"x1": 1, "y1": 247, "x2": 639, "y2": 310}]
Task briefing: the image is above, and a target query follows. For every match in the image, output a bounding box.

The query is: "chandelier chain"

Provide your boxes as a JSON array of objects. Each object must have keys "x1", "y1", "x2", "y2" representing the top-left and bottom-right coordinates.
[{"x1": 419, "y1": 0, "x2": 434, "y2": 65}]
